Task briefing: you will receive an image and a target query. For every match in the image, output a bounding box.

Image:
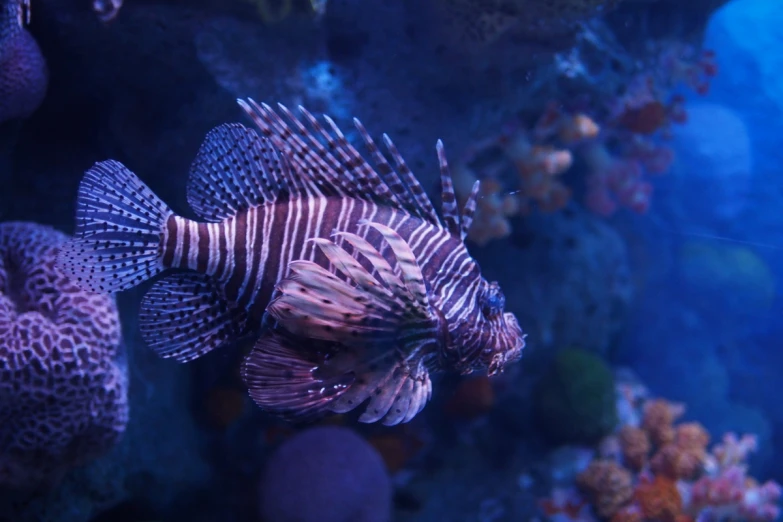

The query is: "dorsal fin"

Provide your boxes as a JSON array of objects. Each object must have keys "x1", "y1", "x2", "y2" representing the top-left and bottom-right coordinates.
[
  {"x1": 237, "y1": 98, "x2": 449, "y2": 229},
  {"x1": 436, "y1": 140, "x2": 461, "y2": 238},
  {"x1": 187, "y1": 123, "x2": 295, "y2": 222},
  {"x1": 240, "y1": 99, "x2": 379, "y2": 202}
]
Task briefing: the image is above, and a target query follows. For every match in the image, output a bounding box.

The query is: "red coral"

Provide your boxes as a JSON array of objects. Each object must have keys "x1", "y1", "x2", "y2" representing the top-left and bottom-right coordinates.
[{"x1": 634, "y1": 475, "x2": 683, "y2": 522}]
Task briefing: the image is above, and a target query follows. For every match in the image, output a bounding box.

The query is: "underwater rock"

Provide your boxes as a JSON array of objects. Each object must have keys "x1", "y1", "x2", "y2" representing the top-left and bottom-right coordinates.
[
  {"x1": 260, "y1": 426, "x2": 392, "y2": 522},
  {"x1": 475, "y1": 207, "x2": 633, "y2": 355}
]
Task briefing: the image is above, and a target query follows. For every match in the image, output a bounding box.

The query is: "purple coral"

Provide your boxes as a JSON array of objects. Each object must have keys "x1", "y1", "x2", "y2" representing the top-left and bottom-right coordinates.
[
  {"x1": 260, "y1": 425, "x2": 393, "y2": 522},
  {"x1": 0, "y1": 0, "x2": 47, "y2": 123},
  {"x1": 0, "y1": 222, "x2": 128, "y2": 489}
]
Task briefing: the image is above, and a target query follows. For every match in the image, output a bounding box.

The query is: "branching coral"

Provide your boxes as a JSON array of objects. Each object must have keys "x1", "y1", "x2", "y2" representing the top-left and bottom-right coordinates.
[
  {"x1": 578, "y1": 42, "x2": 717, "y2": 216},
  {"x1": 560, "y1": 394, "x2": 782, "y2": 522},
  {"x1": 452, "y1": 40, "x2": 718, "y2": 236},
  {"x1": 0, "y1": 222, "x2": 128, "y2": 489},
  {"x1": 452, "y1": 105, "x2": 597, "y2": 245},
  {"x1": 0, "y1": 0, "x2": 47, "y2": 123},
  {"x1": 686, "y1": 434, "x2": 782, "y2": 522},
  {"x1": 577, "y1": 460, "x2": 634, "y2": 519}
]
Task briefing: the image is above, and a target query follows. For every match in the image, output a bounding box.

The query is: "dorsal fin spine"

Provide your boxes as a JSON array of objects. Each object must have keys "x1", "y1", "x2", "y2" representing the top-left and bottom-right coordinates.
[
  {"x1": 436, "y1": 140, "x2": 461, "y2": 238},
  {"x1": 237, "y1": 98, "x2": 446, "y2": 230},
  {"x1": 352, "y1": 118, "x2": 413, "y2": 210},
  {"x1": 460, "y1": 180, "x2": 480, "y2": 242},
  {"x1": 322, "y1": 114, "x2": 396, "y2": 204},
  {"x1": 381, "y1": 133, "x2": 440, "y2": 224}
]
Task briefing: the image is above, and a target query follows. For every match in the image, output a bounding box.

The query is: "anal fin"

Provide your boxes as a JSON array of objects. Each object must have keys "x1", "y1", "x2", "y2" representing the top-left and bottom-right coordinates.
[
  {"x1": 139, "y1": 272, "x2": 248, "y2": 362},
  {"x1": 240, "y1": 332, "x2": 354, "y2": 423},
  {"x1": 241, "y1": 331, "x2": 433, "y2": 426},
  {"x1": 327, "y1": 347, "x2": 433, "y2": 425}
]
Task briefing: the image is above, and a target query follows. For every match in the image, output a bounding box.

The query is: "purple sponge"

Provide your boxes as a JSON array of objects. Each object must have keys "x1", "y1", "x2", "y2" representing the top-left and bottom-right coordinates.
[{"x1": 260, "y1": 425, "x2": 393, "y2": 522}]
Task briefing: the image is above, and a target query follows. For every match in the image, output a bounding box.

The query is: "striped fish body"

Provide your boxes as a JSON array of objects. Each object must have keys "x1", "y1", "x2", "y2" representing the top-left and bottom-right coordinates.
[
  {"x1": 162, "y1": 201, "x2": 472, "y2": 329},
  {"x1": 57, "y1": 101, "x2": 526, "y2": 426}
]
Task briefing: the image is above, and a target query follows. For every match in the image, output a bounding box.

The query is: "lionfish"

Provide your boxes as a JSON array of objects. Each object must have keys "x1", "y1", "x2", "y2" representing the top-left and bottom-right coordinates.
[{"x1": 57, "y1": 100, "x2": 526, "y2": 426}]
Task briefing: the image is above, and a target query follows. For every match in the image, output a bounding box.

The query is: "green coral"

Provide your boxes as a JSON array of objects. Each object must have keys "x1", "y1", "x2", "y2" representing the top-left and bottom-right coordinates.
[{"x1": 534, "y1": 348, "x2": 617, "y2": 445}]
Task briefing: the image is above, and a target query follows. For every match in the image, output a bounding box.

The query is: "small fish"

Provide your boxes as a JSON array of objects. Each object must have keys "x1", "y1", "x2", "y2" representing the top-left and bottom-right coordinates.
[{"x1": 57, "y1": 100, "x2": 526, "y2": 426}]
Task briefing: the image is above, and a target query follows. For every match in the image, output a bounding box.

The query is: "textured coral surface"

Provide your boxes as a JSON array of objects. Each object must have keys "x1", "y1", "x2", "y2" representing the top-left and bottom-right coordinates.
[{"x1": 0, "y1": 221, "x2": 127, "y2": 490}]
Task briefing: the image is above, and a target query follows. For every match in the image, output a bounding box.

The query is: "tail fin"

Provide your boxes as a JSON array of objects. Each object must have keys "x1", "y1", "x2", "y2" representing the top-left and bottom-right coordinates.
[{"x1": 57, "y1": 160, "x2": 172, "y2": 294}]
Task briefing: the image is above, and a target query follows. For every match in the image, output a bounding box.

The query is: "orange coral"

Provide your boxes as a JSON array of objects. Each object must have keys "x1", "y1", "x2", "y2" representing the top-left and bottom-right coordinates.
[
  {"x1": 533, "y1": 101, "x2": 601, "y2": 145},
  {"x1": 650, "y1": 423, "x2": 709, "y2": 480},
  {"x1": 577, "y1": 460, "x2": 634, "y2": 519},
  {"x1": 675, "y1": 423, "x2": 710, "y2": 452},
  {"x1": 642, "y1": 399, "x2": 685, "y2": 447},
  {"x1": 634, "y1": 475, "x2": 683, "y2": 522},
  {"x1": 618, "y1": 425, "x2": 651, "y2": 471},
  {"x1": 500, "y1": 132, "x2": 573, "y2": 215},
  {"x1": 451, "y1": 163, "x2": 518, "y2": 246}
]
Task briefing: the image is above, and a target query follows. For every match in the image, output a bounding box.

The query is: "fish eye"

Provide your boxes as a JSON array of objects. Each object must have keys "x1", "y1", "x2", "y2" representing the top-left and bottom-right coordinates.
[{"x1": 481, "y1": 281, "x2": 505, "y2": 318}]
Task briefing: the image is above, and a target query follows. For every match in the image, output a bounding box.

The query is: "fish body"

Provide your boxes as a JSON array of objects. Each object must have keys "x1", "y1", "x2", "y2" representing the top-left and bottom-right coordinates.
[
  {"x1": 162, "y1": 201, "x2": 466, "y2": 332},
  {"x1": 57, "y1": 100, "x2": 525, "y2": 425}
]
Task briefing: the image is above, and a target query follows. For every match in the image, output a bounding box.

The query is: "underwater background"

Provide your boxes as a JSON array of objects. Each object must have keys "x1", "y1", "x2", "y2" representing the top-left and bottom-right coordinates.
[{"x1": 0, "y1": 0, "x2": 782, "y2": 521}]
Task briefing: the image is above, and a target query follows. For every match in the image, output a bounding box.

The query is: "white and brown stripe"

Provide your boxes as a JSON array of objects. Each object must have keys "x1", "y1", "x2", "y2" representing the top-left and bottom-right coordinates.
[{"x1": 158, "y1": 193, "x2": 483, "y2": 329}]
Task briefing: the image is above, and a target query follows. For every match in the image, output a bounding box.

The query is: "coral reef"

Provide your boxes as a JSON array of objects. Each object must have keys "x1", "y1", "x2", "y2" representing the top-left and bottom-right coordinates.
[
  {"x1": 451, "y1": 106, "x2": 597, "y2": 245},
  {"x1": 0, "y1": 221, "x2": 128, "y2": 490},
  {"x1": 259, "y1": 425, "x2": 393, "y2": 522},
  {"x1": 556, "y1": 394, "x2": 782, "y2": 522}
]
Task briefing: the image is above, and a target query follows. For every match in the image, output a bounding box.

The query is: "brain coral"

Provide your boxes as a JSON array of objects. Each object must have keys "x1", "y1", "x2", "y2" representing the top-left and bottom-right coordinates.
[
  {"x1": 260, "y1": 425, "x2": 393, "y2": 522},
  {"x1": 0, "y1": 221, "x2": 128, "y2": 489}
]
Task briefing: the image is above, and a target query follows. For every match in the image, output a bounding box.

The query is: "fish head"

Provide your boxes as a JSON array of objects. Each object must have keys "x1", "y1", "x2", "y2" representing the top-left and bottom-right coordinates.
[{"x1": 446, "y1": 278, "x2": 525, "y2": 376}]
